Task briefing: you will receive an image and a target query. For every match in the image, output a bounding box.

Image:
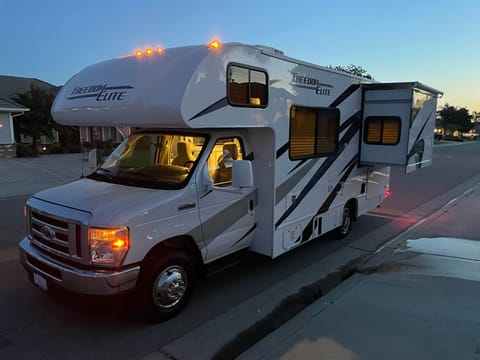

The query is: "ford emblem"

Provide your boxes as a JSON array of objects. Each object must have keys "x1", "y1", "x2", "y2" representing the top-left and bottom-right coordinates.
[{"x1": 40, "y1": 225, "x2": 56, "y2": 239}]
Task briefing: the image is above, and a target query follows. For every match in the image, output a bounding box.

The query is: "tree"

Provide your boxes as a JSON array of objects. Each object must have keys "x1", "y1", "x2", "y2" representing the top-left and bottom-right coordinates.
[
  {"x1": 330, "y1": 64, "x2": 374, "y2": 80},
  {"x1": 438, "y1": 104, "x2": 473, "y2": 133},
  {"x1": 12, "y1": 84, "x2": 58, "y2": 149}
]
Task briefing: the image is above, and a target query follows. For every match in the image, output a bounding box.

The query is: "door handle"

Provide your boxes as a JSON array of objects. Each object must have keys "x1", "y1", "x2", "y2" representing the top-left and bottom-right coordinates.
[{"x1": 177, "y1": 203, "x2": 196, "y2": 211}]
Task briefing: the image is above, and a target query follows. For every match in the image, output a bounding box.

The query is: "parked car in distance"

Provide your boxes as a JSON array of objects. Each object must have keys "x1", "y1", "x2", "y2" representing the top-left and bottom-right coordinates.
[{"x1": 462, "y1": 130, "x2": 479, "y2": 140}]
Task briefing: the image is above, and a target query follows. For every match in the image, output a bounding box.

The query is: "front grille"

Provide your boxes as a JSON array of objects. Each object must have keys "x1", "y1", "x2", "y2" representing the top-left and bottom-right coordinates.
[{"x1": 30, "y1": 210, "x2": 83, "y2": 260}]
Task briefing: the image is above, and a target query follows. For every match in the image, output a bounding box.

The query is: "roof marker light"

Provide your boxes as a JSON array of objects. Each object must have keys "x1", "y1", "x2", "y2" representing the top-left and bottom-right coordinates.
[
  {"x1": 208, "y1": 39, "x2": 221, "y2": 50},
  {"x1": 135, "y1": 50, "x2": 143, "y2": 56},
  {"x1": 145, "y1": 48, "x2": 154, "y2": 55}
]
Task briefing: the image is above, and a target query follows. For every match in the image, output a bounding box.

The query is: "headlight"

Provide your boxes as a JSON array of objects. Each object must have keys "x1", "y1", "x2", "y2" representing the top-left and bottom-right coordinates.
[{"x1": 89, "y1": 226, "x2": 129, "y2": 266}]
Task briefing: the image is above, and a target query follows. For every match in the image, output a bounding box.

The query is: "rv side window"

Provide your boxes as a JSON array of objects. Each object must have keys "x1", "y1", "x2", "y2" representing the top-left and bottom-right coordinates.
[
  {"x1": 364, "y1": 116, "x2": 401, "y2": 145},
  {"x1": 228, "y1": 65, "x2": 268, "y2": 107},
  {"x1": 289, "y1": 106, "x2": 339, "y2": 160}
]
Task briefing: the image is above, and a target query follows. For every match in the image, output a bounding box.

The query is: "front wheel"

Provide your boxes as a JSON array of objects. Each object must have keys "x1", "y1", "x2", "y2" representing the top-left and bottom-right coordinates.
[
  {"x1": 335, "y1": 204, "x2": 353, "y2": 239},
  {"x1": 137, "y1": 250, "x2": 195, "y2": 321}
]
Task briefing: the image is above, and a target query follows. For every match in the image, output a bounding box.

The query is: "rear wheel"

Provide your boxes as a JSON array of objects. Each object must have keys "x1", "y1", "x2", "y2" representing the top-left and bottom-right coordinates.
[
  {"x1": 138, "y1": 250, "x2": 195, "y2": 321},
  {"x1": 335, "y1": 204, "x2": 353, "y2": 239}
]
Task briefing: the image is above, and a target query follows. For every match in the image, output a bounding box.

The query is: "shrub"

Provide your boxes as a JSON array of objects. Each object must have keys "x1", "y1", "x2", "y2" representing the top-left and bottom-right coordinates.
[{"x1": 16, "y1": 144, "x2": 38, "y2": 157}]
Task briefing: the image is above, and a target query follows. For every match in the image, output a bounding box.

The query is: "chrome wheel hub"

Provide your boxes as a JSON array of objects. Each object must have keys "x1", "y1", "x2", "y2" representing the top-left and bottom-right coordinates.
[
  {"x1": 153, "y1": 265, "x2": 188, "y2": 309},
  {"x1": 340, "y1": 208, "x2": 351, "y2": 234}
]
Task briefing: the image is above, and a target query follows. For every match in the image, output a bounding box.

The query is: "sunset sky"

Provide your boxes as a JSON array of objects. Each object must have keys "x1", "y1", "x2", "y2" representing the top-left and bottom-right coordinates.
[{"x1": 2, "y1": 0, "x2": 479, "y2": 112}]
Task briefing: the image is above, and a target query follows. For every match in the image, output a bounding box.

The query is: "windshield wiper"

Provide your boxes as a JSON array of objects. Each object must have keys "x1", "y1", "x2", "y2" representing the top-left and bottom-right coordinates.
[{"x1": 97, "y1": 167, "x2": 113, "y2": 174}]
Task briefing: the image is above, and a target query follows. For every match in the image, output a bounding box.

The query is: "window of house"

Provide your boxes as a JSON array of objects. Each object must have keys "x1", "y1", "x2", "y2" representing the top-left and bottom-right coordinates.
[
  {"x1": 228, "y1": 65, "x2": 268, "y2": 107},
  {"x1": 289, "y1": 106, "x2": 339, "y2": 160},
  {"x1": 206, "y1": 138, "x2": 244, "y2": 186},
  {"x1": 364, "y1": 116, "x2": 401, "y2": 145}
]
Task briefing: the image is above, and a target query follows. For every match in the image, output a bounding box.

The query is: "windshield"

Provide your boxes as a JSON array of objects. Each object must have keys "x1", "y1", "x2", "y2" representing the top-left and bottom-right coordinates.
[{"x1": 88, "y1": 132, "x2": 207, "y2": 189}]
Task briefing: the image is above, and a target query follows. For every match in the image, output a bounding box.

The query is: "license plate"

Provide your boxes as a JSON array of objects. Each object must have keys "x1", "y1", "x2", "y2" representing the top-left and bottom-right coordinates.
[{"x1": 33, "y1": 273, "x2": 48, "y2": 291}]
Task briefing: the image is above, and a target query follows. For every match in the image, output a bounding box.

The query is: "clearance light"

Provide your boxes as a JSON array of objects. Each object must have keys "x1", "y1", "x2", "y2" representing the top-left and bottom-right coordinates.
[
  {"x1": 208, "y1": 39, "x2": 221, "y2": 50},
  {"x1": 135, "y1": 47, "x2": 164, "y2": 57},
  {"x1": 385, "y1": 188, "x2": 391, "y2": 198},
  {"x1": 89, "y1": 226, "x2": 129, "y2": 265}
]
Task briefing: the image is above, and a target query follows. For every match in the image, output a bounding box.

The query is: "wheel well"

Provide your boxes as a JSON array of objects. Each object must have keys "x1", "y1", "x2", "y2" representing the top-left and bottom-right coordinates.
[{"x1": 142, "y1": 236, "x2": 205, "y2": 277}]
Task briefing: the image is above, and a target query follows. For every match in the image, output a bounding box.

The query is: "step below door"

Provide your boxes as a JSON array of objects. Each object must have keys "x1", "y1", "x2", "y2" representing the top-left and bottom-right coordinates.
[{"x1": 359, "y1": 82, "x2": 442, "y2": 174}]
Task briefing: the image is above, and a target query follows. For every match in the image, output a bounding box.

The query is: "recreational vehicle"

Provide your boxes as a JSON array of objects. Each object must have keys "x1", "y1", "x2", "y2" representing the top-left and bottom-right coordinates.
[{"x1": 19, "y1": 41, "x2": 442, "y2": 320}]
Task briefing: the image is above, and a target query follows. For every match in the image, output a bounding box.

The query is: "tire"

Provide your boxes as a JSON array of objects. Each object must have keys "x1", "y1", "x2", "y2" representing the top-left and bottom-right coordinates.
[
  {"x1": 335, "y1": 204, "x2": 353, "y2": 239},
  {"x1": 137, "y1": 250, "x2": 195, "y2": 321}
]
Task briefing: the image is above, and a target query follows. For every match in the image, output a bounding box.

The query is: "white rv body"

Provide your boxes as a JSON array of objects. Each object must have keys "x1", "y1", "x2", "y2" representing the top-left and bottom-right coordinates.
[{"x1": 19, "y1": 42, "x2": 442, "y2": 319}]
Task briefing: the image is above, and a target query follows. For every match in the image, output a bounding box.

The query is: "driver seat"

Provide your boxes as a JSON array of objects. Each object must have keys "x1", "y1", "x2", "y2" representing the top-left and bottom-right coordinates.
[{"x1": 172, "y1": 141, "x2": 195, "y2": 167}]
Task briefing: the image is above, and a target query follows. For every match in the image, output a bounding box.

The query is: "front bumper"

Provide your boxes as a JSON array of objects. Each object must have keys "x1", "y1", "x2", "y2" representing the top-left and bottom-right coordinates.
[{"x1": 19, "y1": 237, "x2": 140, "y2": 295}]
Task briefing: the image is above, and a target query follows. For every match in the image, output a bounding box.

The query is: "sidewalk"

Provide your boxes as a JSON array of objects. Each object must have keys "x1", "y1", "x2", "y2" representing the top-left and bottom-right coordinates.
[
  {"x1": 0, "y1": 153, "x2": 85, "y2": 198},
  {"x1": 239, "y1": 183, "x2": 480, "y2": 359}
]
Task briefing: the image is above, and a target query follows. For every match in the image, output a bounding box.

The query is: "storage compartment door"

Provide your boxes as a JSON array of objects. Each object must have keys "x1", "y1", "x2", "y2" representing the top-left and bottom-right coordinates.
[{"x1": 360, "y1": 86, "x2": 437, "y2": 174}]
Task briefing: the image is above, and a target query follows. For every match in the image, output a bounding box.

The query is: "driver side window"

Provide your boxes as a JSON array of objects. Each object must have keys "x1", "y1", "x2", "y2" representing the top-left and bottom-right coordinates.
[{"x1": 207, "y1": 138, "x2": 244, "y2": 186}]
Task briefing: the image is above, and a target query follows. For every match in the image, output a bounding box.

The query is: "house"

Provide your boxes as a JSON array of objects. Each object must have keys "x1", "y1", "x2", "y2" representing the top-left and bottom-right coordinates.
[
  {"x1": 0, "y1": 75, "x2": 122, "y2": 156},
  {"x1": 0, "y1": 98, "x2": 29, "y2": 158}
]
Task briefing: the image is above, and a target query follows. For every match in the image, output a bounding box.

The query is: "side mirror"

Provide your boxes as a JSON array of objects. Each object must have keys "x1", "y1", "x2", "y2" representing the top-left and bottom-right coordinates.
[{"x1": 232, "y1": 160, "x2": 254, "y2": 188}]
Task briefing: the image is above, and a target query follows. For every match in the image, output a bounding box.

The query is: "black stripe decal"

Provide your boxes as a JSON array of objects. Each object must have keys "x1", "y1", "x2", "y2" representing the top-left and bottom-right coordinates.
[
  {"x1": 188, "y1": 97, "x2": 229, "y2": 121},
  {"x1": 408, "y1": 111, "x2": 432, "y2": 153},
  {"x1": 297, "y1": 156, "x2": 358, "y2": 243},
  {"x1": 288, "y1": 159, "x2": 308, "y2": 174},
  {"x1": 329, "y1": 84, "x2": 361, "y2": 108},
  {"x1": 406, "y1": 111, "x2": 433, "y2": 165},
  {"x1": 230, "y1": 223, "x2": 257, "y2": 248},
  {"x1": 276, "y1": 142, "x2": 290, "y2": 159},
  {"x1": 200, "y1": 190, "x2": 213, "y2": 199},
  {"x1": 275, "y1": 111, "x2": 361, "y2": 229},
  {"x1": 276, "y1": 159, "x2": 320, "y2": 206}
]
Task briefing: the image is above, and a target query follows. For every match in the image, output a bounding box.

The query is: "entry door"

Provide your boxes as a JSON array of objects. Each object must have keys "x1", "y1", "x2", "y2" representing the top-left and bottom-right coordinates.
[
  {"x1": 197, "y1": 137, "x2": 256, "y2": 262},
  {"x1": 360, "y1": 83, "x2": 440, "y2": 174}
]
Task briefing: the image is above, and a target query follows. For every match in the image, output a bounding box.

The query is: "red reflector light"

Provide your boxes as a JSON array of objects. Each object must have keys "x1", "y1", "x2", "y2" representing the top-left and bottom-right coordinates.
[{"x1": 385, "y1": 188, "x2": 391, "y2": 198}]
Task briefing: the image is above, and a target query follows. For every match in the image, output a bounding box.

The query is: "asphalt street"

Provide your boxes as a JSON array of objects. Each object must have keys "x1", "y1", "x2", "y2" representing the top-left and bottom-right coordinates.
[{"x1": 0, "y1": 145, "x2": 480, "y2": 359}]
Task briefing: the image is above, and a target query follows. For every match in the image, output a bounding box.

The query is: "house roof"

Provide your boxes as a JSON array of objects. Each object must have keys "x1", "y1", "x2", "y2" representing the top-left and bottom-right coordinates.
[
  {"x1": 0, "y1": 98, "x2": 30, "y2": 112},
  {"x1": 0, "y1": 75, "x2": 59, "y2": 100}
]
